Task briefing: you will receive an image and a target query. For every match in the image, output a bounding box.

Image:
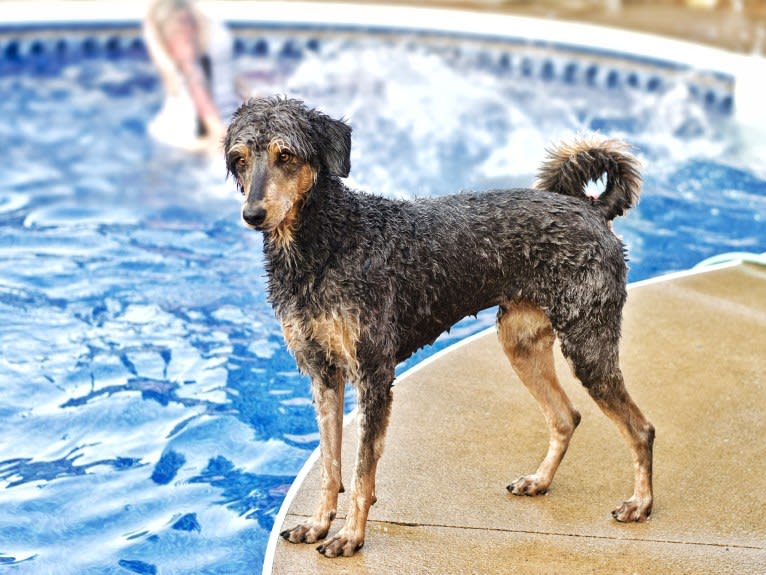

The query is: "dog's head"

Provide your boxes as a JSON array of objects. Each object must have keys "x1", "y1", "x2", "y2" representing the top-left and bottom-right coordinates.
[{"x1": 224, "y1": 96, "x2": 352, "y2": 234}]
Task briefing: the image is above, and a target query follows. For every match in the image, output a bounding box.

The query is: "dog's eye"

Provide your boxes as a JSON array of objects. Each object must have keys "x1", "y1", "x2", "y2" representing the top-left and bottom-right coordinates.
[
  {"x1": 278, "y1": 151, "x2": 292, "y2": 164},
  {"x1": 228, "y1": 155, "x2": 246, "y2": 174}
]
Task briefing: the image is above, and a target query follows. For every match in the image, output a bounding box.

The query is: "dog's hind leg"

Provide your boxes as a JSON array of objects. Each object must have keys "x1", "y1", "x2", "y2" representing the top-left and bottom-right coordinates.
[
  {"x1": 561, "y1": 332, "x2": 655, "y2": 522},
  {"x1": 318, "y1": 368, "x2": 394, "y2": 558},
  {"x1": 281, "y1": 369, "x2": 345, "y2": 545},
  {"x1": 498, "y1": 302, "x2": 581, "y2": 497},
  {"x1": 591, "y1": 382, "x2": 654, "y2": 522}
]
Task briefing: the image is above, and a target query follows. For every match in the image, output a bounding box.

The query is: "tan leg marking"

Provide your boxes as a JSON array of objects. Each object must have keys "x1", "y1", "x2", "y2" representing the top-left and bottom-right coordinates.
[
  {"x1": 318, "y1": 386, "x2": 392, "y2": 558},
  {"x1": 279, "y1": 311, "x2": 360, "y2": 545},
  {"x1": 591, "y1": 385, "x2": 654, "y2": 521},
  {"x1": 498, "y1": 302, "x2": 581, "y2": 496},
  {"x1": 280, "y1": 374, "x2": 345, "y2": 544}
]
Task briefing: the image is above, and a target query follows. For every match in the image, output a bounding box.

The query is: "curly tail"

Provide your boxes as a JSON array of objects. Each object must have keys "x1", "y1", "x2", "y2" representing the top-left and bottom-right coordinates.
[{"x1": 533, "y1": 134, "x2": 642, "y2": 221}]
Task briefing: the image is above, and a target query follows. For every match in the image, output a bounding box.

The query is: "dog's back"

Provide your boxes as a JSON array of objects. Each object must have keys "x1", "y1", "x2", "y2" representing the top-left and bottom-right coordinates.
[{"x1": 391, "y1": 187, "x2": 630, "y2": 360}]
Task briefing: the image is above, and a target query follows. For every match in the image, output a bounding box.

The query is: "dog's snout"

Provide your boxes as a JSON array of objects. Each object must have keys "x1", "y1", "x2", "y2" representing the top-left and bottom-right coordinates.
[{"x1": 243, "y1": 205, "x2": 267, "y2": 228}]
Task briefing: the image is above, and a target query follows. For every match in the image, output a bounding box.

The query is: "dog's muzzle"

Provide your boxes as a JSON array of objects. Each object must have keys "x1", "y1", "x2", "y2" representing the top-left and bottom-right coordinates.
[
  {"x1": 242, "y1": 159, "x2": 268, "y2": 229},
  {"x1": 242, "y1": 205, "x2": 267, "y2": 229}
]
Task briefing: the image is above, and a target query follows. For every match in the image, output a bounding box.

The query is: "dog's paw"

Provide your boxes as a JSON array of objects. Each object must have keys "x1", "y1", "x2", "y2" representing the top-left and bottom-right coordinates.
[
  {"x1": 507, "y1": 474, "x2": 550, "y2": 497},
  {"x1": 612, "y1": 496, "x2": 652, "y2": 522},
  {"x1": 316, "y1": 531, "x2": 364, "y2": 558},
  {"x1": 280, "y1": 522, "x2": 329, "y2": 545}
]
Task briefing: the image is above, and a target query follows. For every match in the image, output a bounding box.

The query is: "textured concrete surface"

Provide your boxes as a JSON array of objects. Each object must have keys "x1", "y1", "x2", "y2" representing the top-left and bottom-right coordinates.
[{"x1": 269, "y1": 263, "x2": 766, "y2": 574}]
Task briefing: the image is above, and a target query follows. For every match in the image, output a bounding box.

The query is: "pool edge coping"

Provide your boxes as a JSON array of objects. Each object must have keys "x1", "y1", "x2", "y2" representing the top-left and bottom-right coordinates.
[{"x1": 0, "y1": 1, "x2": 742, "y2": 77}]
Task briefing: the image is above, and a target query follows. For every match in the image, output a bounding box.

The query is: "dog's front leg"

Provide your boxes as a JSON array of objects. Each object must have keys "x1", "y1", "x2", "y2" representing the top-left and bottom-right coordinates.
[
  {"x1": 318, "y1": 372, "x2": 394, "y2": 558},
  {"x1": 281, "y1": 370, "x2": 345, "y2": 544}
]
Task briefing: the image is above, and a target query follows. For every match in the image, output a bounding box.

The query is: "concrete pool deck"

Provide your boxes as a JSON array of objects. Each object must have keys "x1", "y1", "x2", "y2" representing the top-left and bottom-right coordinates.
[{"x1": 267, "y1": 261, "x2": 766, "y2": 574}]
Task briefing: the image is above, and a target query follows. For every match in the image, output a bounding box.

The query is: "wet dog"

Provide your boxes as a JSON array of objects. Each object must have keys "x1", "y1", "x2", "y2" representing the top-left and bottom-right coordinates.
[{"x1": 224, "y1": 96, "x2": 654, "y2": 558}]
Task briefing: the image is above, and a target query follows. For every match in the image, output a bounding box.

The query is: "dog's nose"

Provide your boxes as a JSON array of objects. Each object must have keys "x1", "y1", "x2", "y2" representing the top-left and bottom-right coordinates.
[{"x1": 242, "y1": 206, "x2": 267, "y2": 228}]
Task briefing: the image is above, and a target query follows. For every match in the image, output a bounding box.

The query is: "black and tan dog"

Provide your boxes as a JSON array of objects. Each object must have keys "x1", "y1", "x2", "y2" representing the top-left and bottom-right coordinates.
[{"x1": 224, "y1": 96, "x2": 654, "y2": 558}]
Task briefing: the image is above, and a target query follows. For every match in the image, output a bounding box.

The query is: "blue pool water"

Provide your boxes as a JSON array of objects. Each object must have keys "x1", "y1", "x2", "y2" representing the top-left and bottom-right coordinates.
[{"x1": 0, "y1": 23, "x2": 764, "y2": 575}]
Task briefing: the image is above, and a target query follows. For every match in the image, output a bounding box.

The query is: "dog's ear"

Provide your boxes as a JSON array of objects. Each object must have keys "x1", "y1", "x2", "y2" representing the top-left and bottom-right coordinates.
[{"x1": 310, "y1": 112, "x2": 352, "y2": 178}]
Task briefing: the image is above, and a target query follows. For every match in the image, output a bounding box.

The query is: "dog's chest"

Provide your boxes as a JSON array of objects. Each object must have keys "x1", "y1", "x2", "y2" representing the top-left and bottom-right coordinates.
[{"x1": 280, "y1": 309, "x2": 361, "y2": 375}]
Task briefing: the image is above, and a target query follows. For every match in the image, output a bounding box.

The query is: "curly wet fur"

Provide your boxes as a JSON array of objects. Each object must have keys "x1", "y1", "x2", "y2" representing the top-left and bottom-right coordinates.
[
  {"x1": 225, "y1": 96, "x2": 655, "y2": 557},
  {"x1": 534, "y1": 133, "x2": 642, "y2": 221}
]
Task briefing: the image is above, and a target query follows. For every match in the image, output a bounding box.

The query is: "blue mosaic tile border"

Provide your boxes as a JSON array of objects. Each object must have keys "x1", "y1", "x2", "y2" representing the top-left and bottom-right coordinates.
[{"x1": 0, "y1": 21, "x2": 734, "y2": 115}]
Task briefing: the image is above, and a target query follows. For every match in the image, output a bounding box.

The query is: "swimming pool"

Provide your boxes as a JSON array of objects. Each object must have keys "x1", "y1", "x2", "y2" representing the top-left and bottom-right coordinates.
[{"x1": 0, "y1": 3, "x2": 764, "y2": 574}]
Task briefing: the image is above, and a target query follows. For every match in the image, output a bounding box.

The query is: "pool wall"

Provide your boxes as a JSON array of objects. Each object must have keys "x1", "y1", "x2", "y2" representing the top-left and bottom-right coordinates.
[{"x1": 0, "y1": 1, "x2": 738, "y2": 117}]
